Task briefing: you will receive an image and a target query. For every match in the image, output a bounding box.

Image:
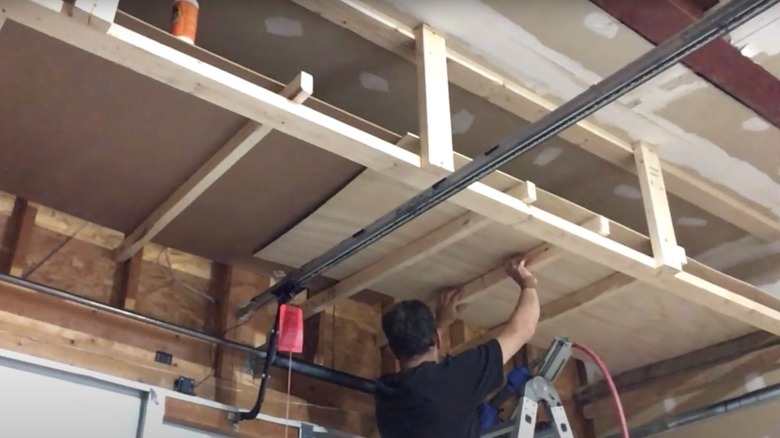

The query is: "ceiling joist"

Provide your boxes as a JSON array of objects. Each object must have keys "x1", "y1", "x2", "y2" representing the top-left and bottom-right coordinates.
[
  {"x1": 577, "y1": 330, "x2": 780, "y2": 404},
  {"x1": 451, "y1": 271, "x2": 636, "y2": 355},
  {"x1": 457, "y1": 216, "x2": 611, "y2": 307}
]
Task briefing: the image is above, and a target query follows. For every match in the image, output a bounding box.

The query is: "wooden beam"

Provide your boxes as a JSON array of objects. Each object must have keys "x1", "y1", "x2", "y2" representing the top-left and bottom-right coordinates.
[
  {"x1": 109, "y1": 248, "x2": 144, "y2": 310},
  {"x1": 164, "y1": 397, "x2": 290, "y2": 437},
  {"x1": 539, "y1": 273, "x2": 636, "y2": 325},
  {"x1": 453, "y1": 272, "x2": 635, "y2": 355},
  {"x1": 449, "y1": 319, "x2": 468, "y2": 349},
  {"x1": 583, "y1": 345, "x2": 780, "y2": 420},
  {"x1": 299, "y1": 182, "x2": 537, "y2": 318},
  {"x1": 576, "y1": 331, "x2": 780, "y2": 403},
  {"x1": 415, "y1": 23, "x2": 454, "y2": 171},
  {"x1": 380, "y1": 300, "x2": 400, "y2": 375},
  {"x1": 114, "y1": 72, "x2": 314, "y2": 262},
  {"x1": 648, "y1": 346, "x2": 780, "y2": 422},
  {"x1": 458, "y1": 215, "x2": 611, "y2": 305},
  {"x1": 210, "y1": 262, "x2": 237, "y2": 405},
  {"x1": 592, "y1": 0, "x2": 780, "y2": 145},
  {"x1": 289, "y1": 0, "x2": 780, "y2": 242},
  {"x1": 0, "y1": 198, "x2": 38, "y2": 276},
  {"x1": 634, "y1": 141, "x2": 684, "y2": 272},
  {"x1": 300, "y1": 211, "x2": 490, "y2": 318},
  {"x1": 11, "y1": 1, "x2": 780, "y2": 333}
]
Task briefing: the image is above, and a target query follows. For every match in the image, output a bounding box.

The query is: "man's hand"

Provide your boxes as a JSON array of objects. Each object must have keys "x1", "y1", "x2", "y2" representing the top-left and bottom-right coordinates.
[
  {"x1": 435, "y1": 288, "x2": 461, "y2": 330},
  {"x1": 505, "y1": 256, "x2": 538, "y2": 290}
]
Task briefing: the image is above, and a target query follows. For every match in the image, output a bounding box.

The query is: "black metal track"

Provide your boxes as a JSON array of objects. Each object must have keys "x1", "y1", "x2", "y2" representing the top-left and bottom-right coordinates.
[
  {"x1": 237, "y1": 0, "x2": 779, "y2": 319},
  {"x1": 0, "y1": 274, "x2": 376, "y2": 394}
]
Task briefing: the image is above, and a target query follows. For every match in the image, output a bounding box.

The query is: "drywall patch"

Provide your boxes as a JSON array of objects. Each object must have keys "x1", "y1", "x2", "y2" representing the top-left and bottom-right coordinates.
[
  {"x1": 264, "y1": 17, "x2": 303, "y2": 38},
  {"x1": 451, "y1": 109, "x2": 475, "y2": 134},
  {"x1": 613, "y1": 184, "x2": 642, "y2": 200},
  {"x1": 729, "y1": 5, "x2": 780, "y2": 58},
  {"x1": 745, "y1": 373, "x2": 767, "y2": 392},
  {"x1": 742, "y1": 116, "x2": 771, "y2": 132},
  {"x1": 359, "y1": 72, "x2": 390, "y2": 93},
  {"x1": 583, "y1": 11, "x2": 619, "y2": 39},
  {"x1": 533, "y1": 146, "x2": 564, "y2": 167},
  {"x1": 758, "y1": 278, "x2": 780, "y2": 298},
  {"x1": 662, "y1": 397, "x2": 677, "y2": 413},
  {"x1": 677, "y1": 217, "x2": 708, "y2": 227}
]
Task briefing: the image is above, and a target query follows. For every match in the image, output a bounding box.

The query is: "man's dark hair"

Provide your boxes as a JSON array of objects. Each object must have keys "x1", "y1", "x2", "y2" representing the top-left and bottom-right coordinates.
[{"x1": 382, "y1": 300, "x2": 437, "y2": 360}]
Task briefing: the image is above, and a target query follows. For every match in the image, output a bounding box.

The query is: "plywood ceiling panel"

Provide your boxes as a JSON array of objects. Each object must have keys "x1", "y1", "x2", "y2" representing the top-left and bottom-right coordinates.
[
  {"x1": 534, "y1": 283, "x2": 753, "y2": 372},
  {"x1": 0, "y1": 21, "x2": 245, "y2": 232},
  {"x1": 153, "y1": 131, "x2": 364, "y2": 261},
  {"x1": 257, "y1": 170, "x2": 466, "y2": 279}
]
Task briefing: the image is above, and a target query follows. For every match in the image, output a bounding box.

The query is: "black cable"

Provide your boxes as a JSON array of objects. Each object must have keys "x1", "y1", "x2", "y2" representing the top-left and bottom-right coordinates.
[{"x1": 239, "y1": 303, "x2": 282, "y2": 421}]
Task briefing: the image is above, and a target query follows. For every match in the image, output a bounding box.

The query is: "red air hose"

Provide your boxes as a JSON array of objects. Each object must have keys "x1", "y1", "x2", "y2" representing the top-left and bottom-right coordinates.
[{"x1": 573, "y1": 342, "x2": 630, "y2": 438}]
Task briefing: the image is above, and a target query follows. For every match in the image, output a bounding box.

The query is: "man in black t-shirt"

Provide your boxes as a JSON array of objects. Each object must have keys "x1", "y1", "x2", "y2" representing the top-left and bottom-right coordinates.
[{"x1": 374, "y1": 256, "x2": 541, "y2": 438}]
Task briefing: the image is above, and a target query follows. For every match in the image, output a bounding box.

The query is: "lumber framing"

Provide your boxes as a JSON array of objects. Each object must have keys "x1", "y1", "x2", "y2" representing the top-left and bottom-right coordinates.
[
  {"x1": 109, "y1": 248, "x2": 144, "y2": 310},
  {"x1": 415, "y1": 23, "x2": 454, "y2": 171},
  {"x1": 289, "y1": 0, "x2": 780, "y2": 243},
  {"x1": 163, "y1": 397, "x2": 292, "y2": 438},
  {"x1": 457, "y1": 215, "x2": 610, "y2": 306},
  {"x1": 643, "y1": 346, "x2": 780, "y2": 422},
  {"x1": 299, "y1": 181, "x2": 536, "y2": 318},
  {"x1": 634, "y1": 142, "x2": 684, "y2": 272},
  {"x1": 0, "y1": 198, "x2": 37, "y2": 277},
  {"x1": 452, "y1": 272, "x2": 636, "y2": 355},
  {"x1": 577, "y1": 331, "x2": 780, "y2": 403},
  {"x1": 114, "y1": 72, "x2": 314, "y2": 262},
  {"x1": 583, "y1": 344, "x2": 780, "y2": 420},
  {"x1": 165, "y1": 397, "x2": 291, "y2": 437},
  {"x1": 211, "y1": 262, "x2": 240, "y2": 405},
  {"x1": 5, "y1": 1, "x2": 780, "y2": 336}
]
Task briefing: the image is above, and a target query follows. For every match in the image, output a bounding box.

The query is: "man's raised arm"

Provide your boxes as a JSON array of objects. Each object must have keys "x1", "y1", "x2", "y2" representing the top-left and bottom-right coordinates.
[{"x1": 495, "y1": 257, "x2": 541, "y2": 364}]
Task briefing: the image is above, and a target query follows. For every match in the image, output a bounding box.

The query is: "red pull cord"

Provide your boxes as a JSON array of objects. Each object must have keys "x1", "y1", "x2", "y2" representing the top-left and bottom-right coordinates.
[{"x1": 573, "y1": 342, "x2": 630, "y2": 438}]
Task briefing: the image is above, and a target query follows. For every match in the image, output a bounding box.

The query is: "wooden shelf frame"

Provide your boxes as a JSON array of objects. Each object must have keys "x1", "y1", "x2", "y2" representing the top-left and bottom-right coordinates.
[
  {"x1": 288, "y1": 0, "x2": 780, "y2": 243},
  {"x1": 2, "y1": 0, "x2": 780, "y2": 338}
]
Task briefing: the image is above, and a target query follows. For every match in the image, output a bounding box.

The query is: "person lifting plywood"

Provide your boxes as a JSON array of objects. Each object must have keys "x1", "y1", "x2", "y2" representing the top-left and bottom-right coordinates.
[{"x1": 374, "y1": 255, "x2": 541, "y2": 438}]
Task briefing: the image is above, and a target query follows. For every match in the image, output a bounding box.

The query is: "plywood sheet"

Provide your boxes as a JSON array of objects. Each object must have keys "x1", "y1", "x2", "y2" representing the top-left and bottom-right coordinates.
[
  {"x1": 258, "y1": 169, "x2": 467, "y2": 279},
  {"x1": 535, "y1": 283, "x2": 753, "y2": 373},
  {"x1": 0, "y1": 21, "x2": 244, "y2": 232},
  {"x1": 0, "y1": 20, "x2": 365, "y2": 263},
  {"x1": 154, "y1": 130, "x2": 363, "y2": 261},
  {"x1": 374, "y1": 224, "x2": 615, "y2": 306}
]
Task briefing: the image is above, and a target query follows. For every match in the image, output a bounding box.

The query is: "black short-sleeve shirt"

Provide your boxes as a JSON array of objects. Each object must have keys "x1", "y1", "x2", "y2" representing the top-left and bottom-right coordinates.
[{"x1": 374, "y1": 339, "x2": 505, "y2": 438}]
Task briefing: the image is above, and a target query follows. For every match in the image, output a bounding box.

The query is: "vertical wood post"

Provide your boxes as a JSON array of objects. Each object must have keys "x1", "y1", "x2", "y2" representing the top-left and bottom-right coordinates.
[
  {"x1": 634, "y1": 141, "x2": 685, "y2": 271},
  {"x1": 0, "y1": 198, "x2": 38, "y2": 276},
  {"x1": 415, "y1": 23, "x2": 454, "y2": 171},
  {"x1": 111, "y1": 248, "x2": 144, "y2": 309}
]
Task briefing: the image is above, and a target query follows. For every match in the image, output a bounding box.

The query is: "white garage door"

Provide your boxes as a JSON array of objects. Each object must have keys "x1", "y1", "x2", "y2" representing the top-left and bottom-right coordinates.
[{"x1": 0, "y1": 356, "x2": 143, "y2": 438}]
